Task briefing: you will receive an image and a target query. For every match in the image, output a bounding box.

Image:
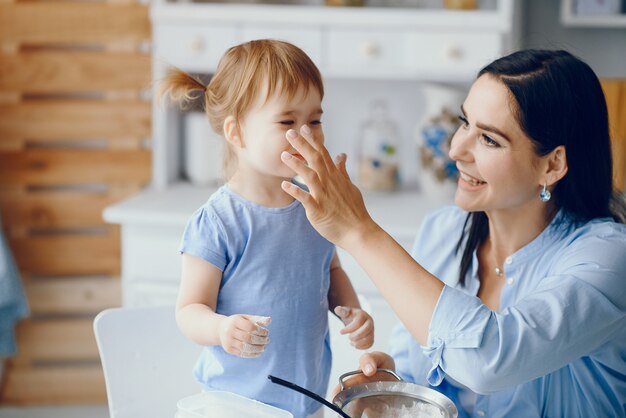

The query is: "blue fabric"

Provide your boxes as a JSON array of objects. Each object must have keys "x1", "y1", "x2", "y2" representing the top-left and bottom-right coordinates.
[
  {"x1": 391, "y1": 205, "x2": 626, "y2": 417},
  {"x1": 179, "y1": 185, "x2": 334, "y2": 418},
  {"x1": 0, "y1": 216, "x2": 29, "y2": 357}
]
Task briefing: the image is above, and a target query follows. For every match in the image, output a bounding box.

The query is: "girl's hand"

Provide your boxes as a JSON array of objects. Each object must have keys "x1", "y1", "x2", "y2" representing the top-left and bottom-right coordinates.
[
  {"x1": 217, "y1": 314, "x2": 271, "y2": 358},
  {"x1": 334, "y1": 306, "x2": 375, "y2": 349},
  {"x1": 280, "y1": 125, "x2": 378, "y2": 249}
]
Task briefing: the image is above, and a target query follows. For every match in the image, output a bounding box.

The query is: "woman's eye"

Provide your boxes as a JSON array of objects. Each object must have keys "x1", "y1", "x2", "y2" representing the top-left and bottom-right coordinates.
[
  {"x1": 480, "y1": 134, "x2": 499, "y2": 147},
  {"x1": 310, "y1": 120, "x2": 322, "y2": 126},
  {"x1": 458, "y1": 115, "x2": 469, "y2": 128},
  {"x1": 279, "y1": 120, "x2": 294, "y2": 125}
]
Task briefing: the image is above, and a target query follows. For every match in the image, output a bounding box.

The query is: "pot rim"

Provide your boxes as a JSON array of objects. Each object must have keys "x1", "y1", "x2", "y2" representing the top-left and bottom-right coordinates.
[{"x1": 332, "y1": 369, "x2": 458, "y2": 418}]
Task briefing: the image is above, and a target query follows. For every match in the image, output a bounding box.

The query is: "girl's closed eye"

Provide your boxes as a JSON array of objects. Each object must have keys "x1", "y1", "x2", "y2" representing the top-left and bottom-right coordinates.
[
  {"x1": 279, "y1": 120, "x2": 295, "y2": 126},
  {"x1": 458, "y1": 115, "x2": 469, "y2": 128},
  {"x1": 309, "y1": 119, "x2": 322, "y2": 126}
]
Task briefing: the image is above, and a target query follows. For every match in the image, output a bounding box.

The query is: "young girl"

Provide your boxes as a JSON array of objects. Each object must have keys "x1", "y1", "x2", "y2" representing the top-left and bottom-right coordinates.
[{"x1": 159, "y1": 39, "x2": 374, "y2": 418}]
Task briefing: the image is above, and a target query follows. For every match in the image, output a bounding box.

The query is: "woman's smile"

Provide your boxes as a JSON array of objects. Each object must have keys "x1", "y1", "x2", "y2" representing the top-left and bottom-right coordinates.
[{"x1": 458, "y1": 170, "x2": 487, "y2": 191}]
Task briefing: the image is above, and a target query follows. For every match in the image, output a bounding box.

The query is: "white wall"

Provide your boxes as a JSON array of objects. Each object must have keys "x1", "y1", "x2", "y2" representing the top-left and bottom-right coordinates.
[{"x1": 522, "y1": 0, "x2": 626, "y2": 77}]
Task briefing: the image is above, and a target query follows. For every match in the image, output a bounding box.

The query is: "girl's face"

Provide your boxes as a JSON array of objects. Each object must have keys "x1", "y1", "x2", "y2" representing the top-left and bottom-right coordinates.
[
  {"x1": 449, "y1": 74, "x2": 545, "y2": 214},
  {"x1": 236, "y1": 82, "x2": 323, "y2": 180}
]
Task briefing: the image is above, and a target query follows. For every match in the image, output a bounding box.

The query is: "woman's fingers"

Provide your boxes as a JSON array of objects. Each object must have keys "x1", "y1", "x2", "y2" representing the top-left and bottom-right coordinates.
[
  {"x1": 281, "y1": 180, "x2": 318, "y2": 212},
  {"x1": 358, "y1": 351, "x2": 395, "y2": 376},
  {"x1": 286, "y1": 128, "x2": 333, "y2": 177},
  {"x1": 299, "y1": 125, "x2": 335, "y2": 174},
  {"x1": 335, "y1": 153, "x2": 349, "y2": 178},
  {"x1": 280, "y1": 152, "x2": 321, "y2": 193}
]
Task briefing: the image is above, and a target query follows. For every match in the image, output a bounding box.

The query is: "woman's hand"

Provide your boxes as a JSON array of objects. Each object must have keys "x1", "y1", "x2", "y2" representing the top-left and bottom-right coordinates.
[
  {"x1": 280, "y1": 125, "x2": 378, "y2": 249},
  {"x1": 217, "y1": 314, "x2": 271, "y2": 358},
  {"x1": 335, "y1": 306, "x2": 375, "y2": 349},
  {"x1": 329, "y1": 352, "x2": 396, "y2": 399}
]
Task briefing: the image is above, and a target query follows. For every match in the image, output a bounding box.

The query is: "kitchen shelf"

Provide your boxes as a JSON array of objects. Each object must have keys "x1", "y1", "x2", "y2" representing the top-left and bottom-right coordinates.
[{"x1": 560, "y1": 0, "x2": 626, "y2": 27}]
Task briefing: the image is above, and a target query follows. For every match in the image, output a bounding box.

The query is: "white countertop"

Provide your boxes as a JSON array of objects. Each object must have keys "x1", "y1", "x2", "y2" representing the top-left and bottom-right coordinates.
[{"x1": 103, "y1": 182, "x2": 452, "y2": 238}]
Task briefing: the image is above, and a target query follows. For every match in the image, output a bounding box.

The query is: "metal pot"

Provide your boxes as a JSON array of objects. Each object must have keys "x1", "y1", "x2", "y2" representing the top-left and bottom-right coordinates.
[{"x1": 332, "y1": 369, "x2": 458, "y2": 418}]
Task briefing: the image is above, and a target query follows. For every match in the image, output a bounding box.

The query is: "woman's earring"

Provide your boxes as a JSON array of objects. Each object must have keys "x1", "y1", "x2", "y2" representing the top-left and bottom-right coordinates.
[{"x1": 540, "y1": 183, "x2": 551, "y2": 202}]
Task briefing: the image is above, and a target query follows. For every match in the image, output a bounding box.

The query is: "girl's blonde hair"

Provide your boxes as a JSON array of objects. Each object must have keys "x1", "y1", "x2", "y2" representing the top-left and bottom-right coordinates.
[{"x1": 157, "y1": 39, "x2": 324, "y2": 179}]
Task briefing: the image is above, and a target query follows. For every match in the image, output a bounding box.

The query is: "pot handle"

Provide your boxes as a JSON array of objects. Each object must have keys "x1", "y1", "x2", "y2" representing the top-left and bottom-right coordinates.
[{"x1": 338, "y1": 368, "x2": 403, "y2": 391}]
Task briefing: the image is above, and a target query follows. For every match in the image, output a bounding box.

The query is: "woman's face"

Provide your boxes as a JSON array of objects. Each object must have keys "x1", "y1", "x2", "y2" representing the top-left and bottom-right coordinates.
[{"x1": 449, "y1": 74, "x2": 545, "y2": 214}]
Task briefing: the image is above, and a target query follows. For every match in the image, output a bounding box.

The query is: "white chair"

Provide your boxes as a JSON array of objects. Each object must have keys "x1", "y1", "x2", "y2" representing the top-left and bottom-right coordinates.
[{"x1": 93, "y1": 306, "x2": 203, "y2": 418}]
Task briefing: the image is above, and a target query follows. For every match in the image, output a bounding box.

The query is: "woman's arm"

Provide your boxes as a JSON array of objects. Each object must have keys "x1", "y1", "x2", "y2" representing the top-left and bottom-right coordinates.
[{"x1": 281, "y1": 126, "x2": 443, "y2": 345}]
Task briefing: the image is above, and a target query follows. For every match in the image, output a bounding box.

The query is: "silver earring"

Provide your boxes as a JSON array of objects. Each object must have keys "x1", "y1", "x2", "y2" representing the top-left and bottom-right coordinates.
[{"x1": 540, "y1": 183, "x2": 551, "y2": 202}]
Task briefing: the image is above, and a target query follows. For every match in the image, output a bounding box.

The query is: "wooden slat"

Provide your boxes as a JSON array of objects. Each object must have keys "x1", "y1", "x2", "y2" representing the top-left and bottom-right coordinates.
[
  {"x1": 25, "y1": 276, "x2": 120, "y2": 315},
  {"x1": 1, "y1": 365, "x2": 106, "y2": 404},
  {"x1": 0, "y1": 100, "x2": 151, "y2": 140},
  {"x1": 0, "y1": 52, "x2": 151, "y2": 93},
  {"x1": 10, "y1": 229, "x2": 120, "y2": 276},
  {"x1": 0, "y1": 188, "x2": 137, "y2": 229},
  {"x1": 13, "y1": 319, "x2": 99, "y2": 364},
  {"x1": 0, "y1": 3, "x2": 149, "y2": 45},
  {"x1": 601, "y1": 80, "x2": 626, "y2": 191},
  {"x1": 0, "y1": 149, "x2": 151, "y2": 186}
]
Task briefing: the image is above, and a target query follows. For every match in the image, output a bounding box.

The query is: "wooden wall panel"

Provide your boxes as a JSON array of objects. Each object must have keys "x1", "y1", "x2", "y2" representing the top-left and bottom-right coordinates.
[
  {"x1": 0, "y1": 100, "x2": 150, "y2": 141},
  {"x1": 2, "y1": 366, "x2": 106, "y2": 404},
  {"x1": 10, "y1": 231, "x2": 120, "y2": 276},
  {"x1": 0, "y1": 0, "x2": 151, "y2": 405},
  {"x1": 0, "y1": 3, "x2": 150, "y2": 44},
  {"x1": 0, "y1": 189, "x2": 137, "y2": 229},
  {"x1": 0, "y1": 53, "x2": 151, "y2": 93},
  {"x1": 0, "y1": 149, "x2": 151, "y2": 186},
  {"x1": 13, "y1": 319, "x2": 98, "y2": 364},
  {"x1": 25, "y1": 277, "x2": 121, "y2": 315},
  {"x1": 601, "y1": 80, "x2": 626, "y2": 191}
]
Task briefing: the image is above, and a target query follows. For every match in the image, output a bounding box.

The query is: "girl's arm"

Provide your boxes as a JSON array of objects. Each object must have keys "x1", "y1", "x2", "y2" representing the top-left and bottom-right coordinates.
[
  {"x1": 176, "y1": 253, "x2": 270, "y2": 357},
  {"x1": 327, "y1": 251, "x2": 375, "y2": 349},
  {"x1": 176, "y1": 253, "x2": 226, "y2": 346},
  {"x1": 327, "y1": 251, "x2": 360, "y2": 313}
]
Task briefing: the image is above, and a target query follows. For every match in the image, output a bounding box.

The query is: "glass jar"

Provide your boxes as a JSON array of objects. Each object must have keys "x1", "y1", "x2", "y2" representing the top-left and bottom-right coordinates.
[{"x1": 356, "y1": 100, "x2": 401, "y2": 191}]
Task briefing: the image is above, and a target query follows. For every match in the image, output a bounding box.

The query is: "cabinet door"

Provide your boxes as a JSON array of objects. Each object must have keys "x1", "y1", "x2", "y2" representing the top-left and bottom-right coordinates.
[
  {"x1": 154, "y1": 24, "x2": 237, "y2": 73},
  {"x1": 406, "y1": 30, "x2": 502, "y2": 79},
  {"x1": 326, "y1": 29, "x2": 412, "y2": 78}
]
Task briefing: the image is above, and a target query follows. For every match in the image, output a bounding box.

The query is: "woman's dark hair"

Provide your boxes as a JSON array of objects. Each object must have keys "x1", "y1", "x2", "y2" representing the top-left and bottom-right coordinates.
[{"x1": 455, "y1": 49, "x2": 626, "y2": 286}]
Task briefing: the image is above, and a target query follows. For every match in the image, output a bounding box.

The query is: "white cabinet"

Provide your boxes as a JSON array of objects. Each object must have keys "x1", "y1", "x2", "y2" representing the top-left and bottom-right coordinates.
[{"x1": 150, "y1": 1, "x2": 521, "y2": 188}]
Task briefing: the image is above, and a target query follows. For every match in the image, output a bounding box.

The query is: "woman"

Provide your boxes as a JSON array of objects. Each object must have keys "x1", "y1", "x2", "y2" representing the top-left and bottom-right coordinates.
[{"x1": 279, "y1": 49, "x2": 626, "y2": 417}]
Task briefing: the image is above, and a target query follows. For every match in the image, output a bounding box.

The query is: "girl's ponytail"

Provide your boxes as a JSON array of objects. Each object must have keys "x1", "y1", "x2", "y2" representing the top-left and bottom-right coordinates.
[{"x1": 156, "y1": 67, "x2": 206, "y2": 108}]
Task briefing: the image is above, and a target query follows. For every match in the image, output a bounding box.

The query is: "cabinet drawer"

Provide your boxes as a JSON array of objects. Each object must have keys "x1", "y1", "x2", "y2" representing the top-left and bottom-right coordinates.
[
  {"x1": 154, "y1": 24, "x2": 237, "y2": 73},
  {"x1": 326, "y1": 29, "x2": 411, "y2": 78},
  {"x1": 406, "y1": 31, "x2": 501, "y2": 77},
  {"x1": 241, "y1": 26, "x2": 322, "y2": 68},
  {"x1": 121, "y1": 224, "x2": 183, "y2": 283},
  {"x1": 125, "y1": 280, "x2": 179, "y2": 308}
]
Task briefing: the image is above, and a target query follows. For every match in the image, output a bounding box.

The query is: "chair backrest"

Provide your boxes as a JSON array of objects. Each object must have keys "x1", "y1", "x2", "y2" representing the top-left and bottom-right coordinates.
[{"x1": 93, "y1": 306, "x2": 203, "y2": 418}]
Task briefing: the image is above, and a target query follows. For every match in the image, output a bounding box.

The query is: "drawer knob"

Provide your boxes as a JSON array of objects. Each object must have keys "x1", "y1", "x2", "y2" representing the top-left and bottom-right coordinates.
[
  {"x1": 360, "y1": 41, "x2": 381, "y2": 59},
  {"x1": 445, "y1": 45, "x2": 463, "y2": 60},
  {"x1": 189, "y1": 37, "x2": 206, "y2": 54}
]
